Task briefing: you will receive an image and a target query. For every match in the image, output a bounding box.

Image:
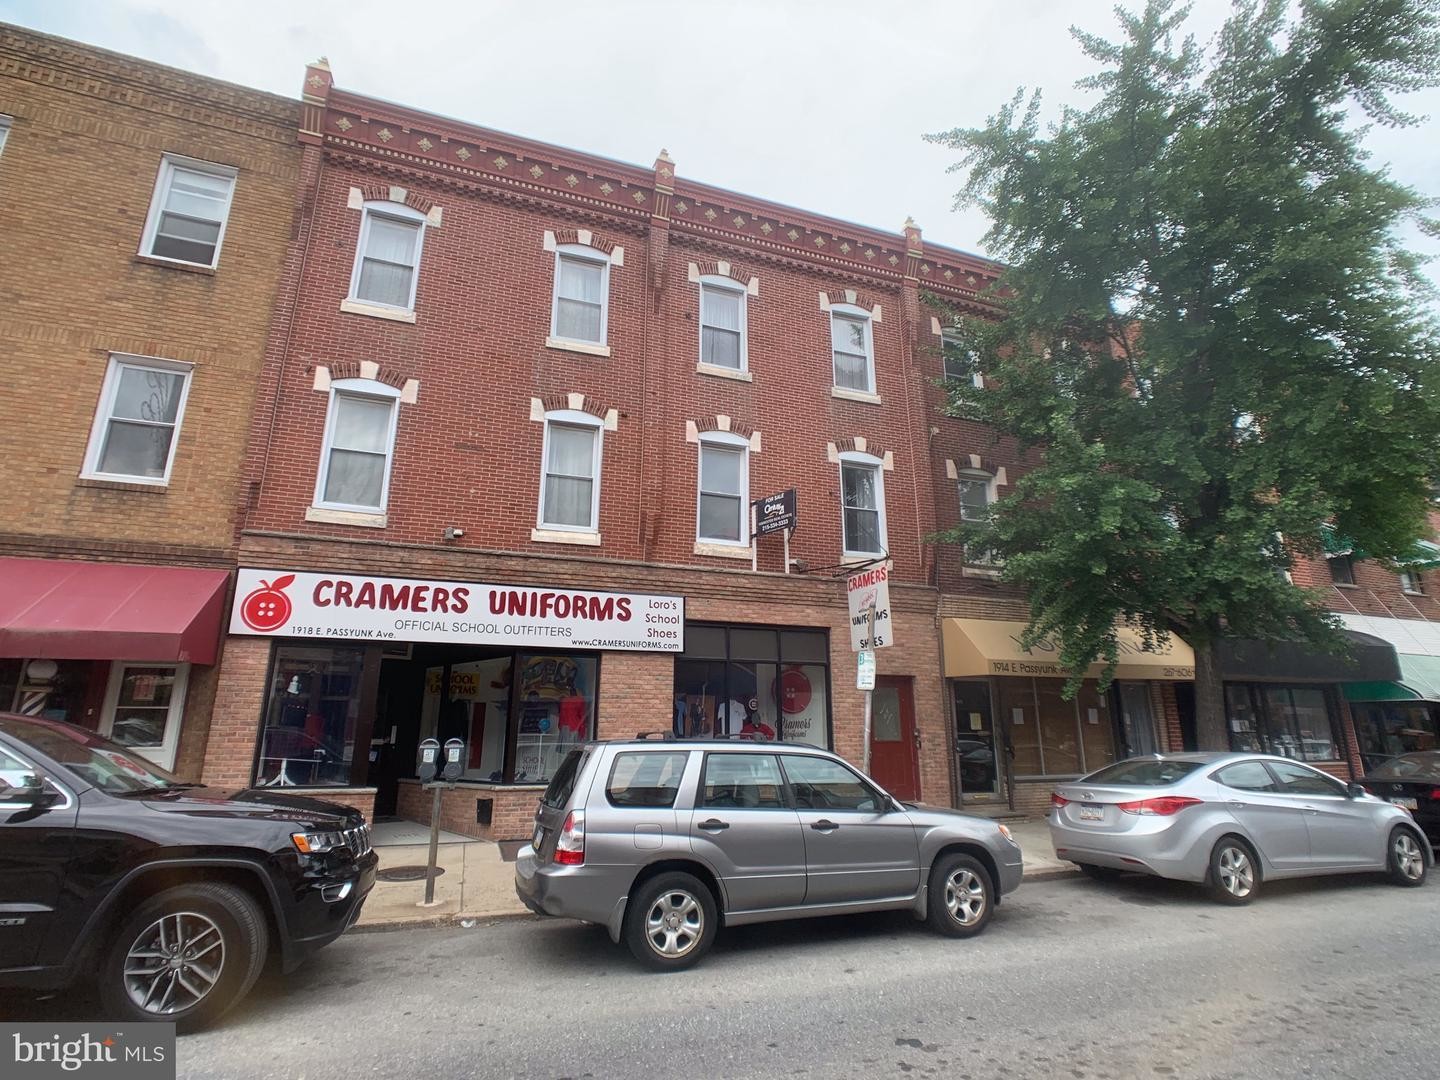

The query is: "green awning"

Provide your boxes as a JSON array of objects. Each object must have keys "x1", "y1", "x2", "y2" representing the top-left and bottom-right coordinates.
[
  {"x1": 1345, "y1": 653, "x2": 1440, "y2": 702},
  {"x1": 1401, "y1": 539, "x2": 1440, "y2": 570},
  {"x1": 1320, "y1": 525, "x2": 1440, "y2": 568}
]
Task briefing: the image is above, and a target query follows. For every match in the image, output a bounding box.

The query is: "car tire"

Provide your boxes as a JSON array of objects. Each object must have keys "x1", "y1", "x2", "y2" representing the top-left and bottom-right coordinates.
[
  {"x1": 98, "y1": 882, "x2": 269, "y2": 1032},
  {"x1": 1205, "y1": 836, "x2": 1260, "y2": 905},
  {"x1": 1386, "y1": 826, "x2": 1428, "y2": 887},
  {"x1": 624, "y1": 872, "x2": 718, "y2": 972},
  {"x1": 926, "y1": 852, "x2": 994, "y2": 938},
  {"x1": 1077, "y1": 863, "x2": 1122, "y2": 883}
]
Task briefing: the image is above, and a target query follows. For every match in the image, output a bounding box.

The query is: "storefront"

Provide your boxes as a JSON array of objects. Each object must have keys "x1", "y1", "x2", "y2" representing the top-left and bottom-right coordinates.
[
  {"x1": 1333, "y1": 614, "x2": 1440, "y2": 771},
  {"x1": 942, "y1": 618, "x2": 1195, "y2": 815},
  {"x1": 0, "y1": 556, "x2": 229, "y2": 774}
]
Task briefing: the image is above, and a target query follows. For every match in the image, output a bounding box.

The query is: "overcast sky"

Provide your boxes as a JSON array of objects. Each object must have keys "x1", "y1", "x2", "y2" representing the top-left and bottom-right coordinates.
[{"x1": 4, "y1": 0, "x2": 1437, "y2": 299}]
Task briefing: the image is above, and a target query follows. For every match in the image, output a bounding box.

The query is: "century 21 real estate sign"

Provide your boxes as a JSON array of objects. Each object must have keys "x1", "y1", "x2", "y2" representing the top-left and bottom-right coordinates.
[{"x1": 229, "y1": 568, "x2": 685, "y2": 652}]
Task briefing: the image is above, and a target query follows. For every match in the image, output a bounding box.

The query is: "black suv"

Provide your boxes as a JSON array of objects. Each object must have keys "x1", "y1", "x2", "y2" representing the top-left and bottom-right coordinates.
[{"x1": 0, "y1": 712, "x2": 377, "y2": 1030}]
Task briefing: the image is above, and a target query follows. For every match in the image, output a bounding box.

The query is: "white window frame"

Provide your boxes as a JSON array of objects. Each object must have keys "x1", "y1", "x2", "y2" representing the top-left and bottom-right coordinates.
[
  {"x1": 80, "y1": 353, "x2": 195, "y2": 486},
  {"x1": 138, "y1": 153, "x2": 238, "y2": 269},
  {"x1": 537, "y1": 410, "x2": 604, "y2": 534},
  {"x1": 313, "y1": 378, "x2": 402, "y2": 515},
  {"x1": 942, "y1": 331, "x2": 985, "y2": 389},
  {"x1": 100, "y1": 661, "x2": 190, "y2": 772},
  {"x1": 1400, "y1": 569, "x2": 1425, "y2": 595},
  {"x1": 347, "y1": 201, "x2": 427, "y2": 314},
  {"x1": 0, "y1": 115, "x2": 11, "y2": 158},
  {"x1": 957, "y1": 469, "x2": 1000, "y2": 566},
  {"x1": 698, "y1": 276, "x2": 748, "y2": 373},
  {"x1": 696, "y1": 432, "x2": 750, "y2": 546},
  {"x1": 549, "y1": 245, "x2": 612, "y2": 347},
  {"x1": 830, "y1": 305, "x2": 875, "y2": 395},
  {"x1": 838, "y1": 451, "x2": 887, "y2": 558}
]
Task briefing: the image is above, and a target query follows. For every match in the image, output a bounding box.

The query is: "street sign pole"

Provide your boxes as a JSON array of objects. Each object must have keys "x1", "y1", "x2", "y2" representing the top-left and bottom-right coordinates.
[
  {"x1": 861, "y1": 603, "x2": 875, "y2": 774},
  {"x1": 783, "y1": 526, "x2": 791, "y2": 575}
]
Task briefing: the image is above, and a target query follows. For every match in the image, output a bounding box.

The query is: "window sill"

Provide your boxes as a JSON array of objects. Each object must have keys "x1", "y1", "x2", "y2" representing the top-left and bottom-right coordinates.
[
  {"x1": 831, "y1": 386, "x2": 882, "y2": 405},
  {"x1": 694, "y1": 540, "x2": 751, "y2": 560},
  {"x1": 841, "y1": 552, "x2": 885, "y2": 566},
  {"x1": 1403, "y1": 590, "x2": 1425, "y2": 597},
  {"x1": 340, "y1": 298, "x2": 417, "y2": 323},
  {"x1": 1332, "y1": 583, "x2": 1360, "y2": 590},
  {"x1": 696, "y1": 363, "x2": 752, "y2": 383},
  {"x1": 962, "y1": 565, "x2": 1005, "y2": 579},
  {"x1": 531, "y1": 528, "x2": 601, "y2": 547},
  {"x1": 545, "y1": 337, "x2": 611, "y2": 358},
  {"x1": 75, "y1": 475, "x2": 169, "y2": 493},
  {"x1": 132, "y1": 253, "x2": 216, "y2": 276},
  {"x1": 306, "y1": 506, "x2": 388, "y2": 528}
]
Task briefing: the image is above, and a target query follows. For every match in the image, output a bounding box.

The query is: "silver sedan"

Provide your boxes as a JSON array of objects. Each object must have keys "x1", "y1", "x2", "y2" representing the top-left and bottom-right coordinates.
[{"x1": 1048, "y1": 753, "x2": 1432, "y2": 903}]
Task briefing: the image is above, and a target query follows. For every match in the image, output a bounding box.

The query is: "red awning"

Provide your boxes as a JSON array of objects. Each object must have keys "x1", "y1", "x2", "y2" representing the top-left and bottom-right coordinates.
[{"x1": 0, "y1": 558, "x2": 230, "y2": 664}]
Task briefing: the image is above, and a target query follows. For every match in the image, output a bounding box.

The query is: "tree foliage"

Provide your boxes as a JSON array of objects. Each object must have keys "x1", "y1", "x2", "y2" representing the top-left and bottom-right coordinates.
[{"x1": 927, "y1": 0, "x2": 1440, "y2": 747}]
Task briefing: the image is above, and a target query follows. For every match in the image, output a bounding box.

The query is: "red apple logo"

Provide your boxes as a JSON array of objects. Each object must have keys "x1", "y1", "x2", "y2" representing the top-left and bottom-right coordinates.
[{"x1": 240, "y1": 575, "x2": 294, "y2": 632}]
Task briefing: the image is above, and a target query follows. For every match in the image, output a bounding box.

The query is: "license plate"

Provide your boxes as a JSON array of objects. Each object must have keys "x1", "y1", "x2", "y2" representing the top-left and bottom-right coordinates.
[
  {"x1": 1078, "y1": 804, "x2": 1104, "y2": 821},
  {"x1": 1391, "y1": 797, "x2": 1418, "y2": 810},
  {"x1": 533, "y1": 826, "x2": 544, "y2": 848}
]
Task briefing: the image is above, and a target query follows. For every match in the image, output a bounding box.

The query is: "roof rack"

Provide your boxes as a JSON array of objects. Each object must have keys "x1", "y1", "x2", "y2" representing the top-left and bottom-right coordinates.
[{"x1": 633, "y1": 731, "x2": 676, "y2": 741}]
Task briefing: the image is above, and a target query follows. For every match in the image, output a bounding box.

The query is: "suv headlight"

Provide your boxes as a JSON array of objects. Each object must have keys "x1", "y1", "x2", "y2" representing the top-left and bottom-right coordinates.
[{"x1": 292, "y1": 830, "x2": 346, "y2": 854}]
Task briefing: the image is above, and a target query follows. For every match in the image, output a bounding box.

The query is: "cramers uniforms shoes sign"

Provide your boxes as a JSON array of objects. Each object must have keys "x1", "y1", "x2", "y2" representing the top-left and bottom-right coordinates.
[{"x1": 230, "y1": 569, "x2": 686, "y2": 651}]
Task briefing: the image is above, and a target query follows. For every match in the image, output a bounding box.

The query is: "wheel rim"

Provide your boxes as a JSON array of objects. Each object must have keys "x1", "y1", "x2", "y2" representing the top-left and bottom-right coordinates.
[
  {"x1": 1395, "y1": 832, "x2": 1425, "y2": 881},
  {"x1": 944, "y1": 868, "x2": 987, "y2": 925},
  {"x1": 123, "y1": 911, "x2": 226, "y2": 1015},
  {"x1": 644, "y1": 890, "x2": 704, "y2": 958},
  {"x1": 1217, "y1": 846, "x2": 1253, "y2": 898}
]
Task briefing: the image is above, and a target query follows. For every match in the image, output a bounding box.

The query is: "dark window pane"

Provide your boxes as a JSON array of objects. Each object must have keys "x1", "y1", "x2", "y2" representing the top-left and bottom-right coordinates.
[
  {"x1": 780, "y1": 754, "x2": 878, "y2": 811},
  {"x1": 680, "y1": 625, "x2": 727, "y2": 660},
  {"x1": 780, "y1": 631, "x2": 828, "y2": 664},
  {"x1": 1083, "y1": 758, "x2": 1205, "y2": 786},
  {"x1": 542, "y1": 749, "x2": 586, "y2": 808},
  {"x1": 674, "y1": 658, "x2": 727, "y2": 737},
  {"x1": 1268, "y1": 760, "x2": 1346, "y2": 796},
  {"x1": 608, "y1": 752, "x2": 689, "y2": 807},
  {"x1": 700, "y1": 753, "x2": 785, "y2": 808},
  {"x1": 256, "y1": 646, "x2": 366, "y2": 787},
  {"x1": 1214, "y1": 761, "x2": 1276, "y2": 792},
  {"x1": 730, "y1": 629, "x2": 778, "y2": 661}
]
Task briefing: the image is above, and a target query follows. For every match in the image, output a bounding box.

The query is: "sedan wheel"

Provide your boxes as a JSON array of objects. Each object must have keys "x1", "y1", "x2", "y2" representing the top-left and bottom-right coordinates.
[
  {"x1": 1206, "y1": 839, "x2": 1259, "y2": 905},
  {"x1": 1387, "y1": 828, "x2": 1428, "y2": 887}
]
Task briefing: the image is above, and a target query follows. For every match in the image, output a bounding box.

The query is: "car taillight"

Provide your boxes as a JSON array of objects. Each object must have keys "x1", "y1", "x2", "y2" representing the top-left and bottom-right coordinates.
[
  {"x1": 1429, "y1": 788, "x2": 1440, "y2": 801},
  {"x1": 1117, "y1": 796, "x2": 1203, "y2": 816},
  {"x1": 1051, "y1": 793, "x2": 1070, "y2": 809},
  {"x1": 554, "y1": 809, "x2": 585, "y2": 865}
]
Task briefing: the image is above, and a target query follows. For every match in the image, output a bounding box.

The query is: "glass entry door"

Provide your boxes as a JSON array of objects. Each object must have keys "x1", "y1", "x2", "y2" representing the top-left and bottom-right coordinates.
[
  {"x1": 951, "y1": 681, "x2": 1000, "y2": 799},
  {"x1": 1116, "y1": 682, "x2": 1159, "y2": 757}
]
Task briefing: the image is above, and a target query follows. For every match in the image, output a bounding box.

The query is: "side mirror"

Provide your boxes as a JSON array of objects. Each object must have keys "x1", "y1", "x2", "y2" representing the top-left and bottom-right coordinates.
[{"x1": 1347, "y1": 782, "x2": 1367, "y2": 799}]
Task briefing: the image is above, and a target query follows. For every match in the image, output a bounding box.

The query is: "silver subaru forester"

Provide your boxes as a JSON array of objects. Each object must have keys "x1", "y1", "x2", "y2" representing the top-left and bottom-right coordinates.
[{"x1": 514, "y1": 738, "x2": 1023, "y2": 970}]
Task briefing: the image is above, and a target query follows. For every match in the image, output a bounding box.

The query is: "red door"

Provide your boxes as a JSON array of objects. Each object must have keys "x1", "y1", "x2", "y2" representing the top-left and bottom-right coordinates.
[{"x1": 869, "y1": 676, "x2": 920, "y2": 800}]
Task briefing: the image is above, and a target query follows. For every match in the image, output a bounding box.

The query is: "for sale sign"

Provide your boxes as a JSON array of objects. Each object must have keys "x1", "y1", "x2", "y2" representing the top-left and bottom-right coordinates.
[
  {"x1": 846, "y1": 563, "x2": 893, "y2": 651},
  {"x1": 230, "y1": 569, "x2": 685, "y2": 652}
]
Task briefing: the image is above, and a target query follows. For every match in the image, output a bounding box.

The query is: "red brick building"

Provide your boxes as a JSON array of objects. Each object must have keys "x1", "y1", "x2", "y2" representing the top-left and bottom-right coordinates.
[
  {"x1": 0, "y1": 26, "x2": 300, "y2": 777},
  {"x1": 198, "y1": 61, "x2": 1026, "y2": 835}
]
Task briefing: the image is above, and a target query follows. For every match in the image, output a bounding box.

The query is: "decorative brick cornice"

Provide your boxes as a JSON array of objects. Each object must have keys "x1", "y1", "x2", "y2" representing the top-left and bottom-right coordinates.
[
  {"x1": 694, "y1": 416, "x2": 754, "y2": 440},
  {"x1": 827, "y1": 436, "x2": 896, "y2": 471},
  {"x1": 324, "y1": 359, "x2": 409, "y2": 390},
  {"x1": 549, "y1": 228, "x2": 617, "y2": 255},
  {"x1": 529, "y1": 393, "x2": 620, "y2": 430}
]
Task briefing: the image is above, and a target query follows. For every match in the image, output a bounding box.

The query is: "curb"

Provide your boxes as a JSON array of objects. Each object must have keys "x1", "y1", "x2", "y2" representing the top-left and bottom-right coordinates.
[
  {"x1": 349, "y1": 910, "x2": 537, "y2": 934},
  {"x1": 1023, "y1": 865, "x2": 1080, "y2": 883}
]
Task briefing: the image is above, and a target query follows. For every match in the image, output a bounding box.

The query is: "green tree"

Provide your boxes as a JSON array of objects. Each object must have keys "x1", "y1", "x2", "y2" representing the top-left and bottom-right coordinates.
[{"x1": 927, "y1": 0, "x2": 1440, "y2": 749}]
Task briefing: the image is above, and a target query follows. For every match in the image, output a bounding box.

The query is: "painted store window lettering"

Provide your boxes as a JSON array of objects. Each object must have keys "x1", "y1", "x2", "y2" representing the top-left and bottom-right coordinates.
[{"x1": 673, "y1": 625, "x2": 830, "y2": 747}]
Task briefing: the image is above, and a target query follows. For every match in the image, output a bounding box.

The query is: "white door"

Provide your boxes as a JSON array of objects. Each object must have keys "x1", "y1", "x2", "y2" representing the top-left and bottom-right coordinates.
[{"x1": 100, "y1": 663, "x2": 190, "y2": 772}]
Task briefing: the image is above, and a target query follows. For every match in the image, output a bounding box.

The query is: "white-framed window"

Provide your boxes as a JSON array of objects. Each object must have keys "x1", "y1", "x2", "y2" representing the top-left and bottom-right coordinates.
[
  {"x1": 539, "y1": 411, "x2": 604, "y2": 532},
  {"x1": 551, "y1": 246, "x2": 611, "y2": 346},
  {"x1": 139, "y1": 154, "x2": 237, "y2": 268},
  {"x1": 314, "y1": 379, "x2": 401, "y2": 514},
  {"x1": 100, "y1": 662, "x2": 190, "y2": 772},
  {"x1": 81, "y1": 354, "x2": 194, "y2": 485},
  {"x1": 697, "y1": 433, "x2": 749, "y2": 544},
  {"x1": 348, "y1": 202, "x2": 426, "y2": 312},
  {"x1": 839, "y1": 453, "x2": 886, "y2": 556},
  {"x1": 942, "y1": 331, "x2": 985, "y2": 389},
  {"x1": 1400, "y1": 569, "x2": 1425, "y2": 595},
  {"x1": 831, "y1": 307, "x2": 875, "y2": 393},
  {"x1": 0, "y1": 116, "x2": 11, "y2": 158},
  {"x1": 700, "y1": 277, "x2": 747, "y2": 371},
  {"x1": 958, "y1": 469, "x2": 999, "y2": 565}
]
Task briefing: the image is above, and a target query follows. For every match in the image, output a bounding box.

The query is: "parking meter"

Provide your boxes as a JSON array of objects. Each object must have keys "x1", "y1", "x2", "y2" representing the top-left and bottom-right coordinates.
[
  {"x1": 442, "y1": 738, "x2": 465, "y2": 782},
  {"x1": 417, "y1": 738, "x2": 440, "y2": 783}
]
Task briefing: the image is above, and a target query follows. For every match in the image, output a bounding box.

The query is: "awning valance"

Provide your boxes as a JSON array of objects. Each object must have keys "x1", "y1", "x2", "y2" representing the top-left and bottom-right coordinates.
[
  {"x1": 1320, "y1": 524, "x2": 1440, "y2": 568},
  {"x1": 942, "y1": 619, "x2": 1195, "y2": 681},
  {"x1": 1217, "y1": 630, "x2": 1400, "y2": 683},
  {"x1": 0, "y1": 558, "x2": 229, "y2": 664}
]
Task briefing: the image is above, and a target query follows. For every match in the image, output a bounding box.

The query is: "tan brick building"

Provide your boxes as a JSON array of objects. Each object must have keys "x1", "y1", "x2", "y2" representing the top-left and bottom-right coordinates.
[{"x1": 0, "y1": 25, "x2": 300, "y2": 777}]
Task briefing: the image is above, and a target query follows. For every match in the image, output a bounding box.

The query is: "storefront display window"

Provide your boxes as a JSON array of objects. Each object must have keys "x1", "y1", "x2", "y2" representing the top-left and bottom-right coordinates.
[
  {"x1": 996, "y1": 676, "x2": 1118, "y2": 778},
  {"x1": 1352, "y1": 701, "x2": 1439, "y2": 771},
  {"x1": 674, "y1": 625, "x2": 831, "y2": 747},
  {"x1": 1224, "y1": 683, "x2": 1341, "y2": 761},
  {"x1": 101, "y1": 663, "x2": 188, "y2": 771},
  {"x1": 256, "y1": 645, "x2": 367, "y2": 787},
  {"x1": 513, "y1": 653, "x2": 596, "y2": 784}
]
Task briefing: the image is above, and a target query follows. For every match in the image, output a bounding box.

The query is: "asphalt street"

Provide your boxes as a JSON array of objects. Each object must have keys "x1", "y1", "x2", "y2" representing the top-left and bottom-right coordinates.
[{"x1": 6, "y1": 872, "x2": 1439, "y2": 1079}]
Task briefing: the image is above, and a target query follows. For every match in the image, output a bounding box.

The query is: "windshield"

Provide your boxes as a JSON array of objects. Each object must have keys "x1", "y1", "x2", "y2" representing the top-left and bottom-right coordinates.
[
  {"x1": 5, "y1": 719, "x2": 185, "y2": 794},
  {"x1": 1081, "y1": 758, "x2": 1205, "y2": 787},
  {"x1": 1368, "y1": 752, "x2": 1440, "y2": 782}
]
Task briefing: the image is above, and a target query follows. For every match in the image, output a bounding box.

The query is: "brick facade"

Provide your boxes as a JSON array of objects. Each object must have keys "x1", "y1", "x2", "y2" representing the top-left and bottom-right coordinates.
[{"x1": 0, "y1": 25, "x2": 299, "y2": 777}]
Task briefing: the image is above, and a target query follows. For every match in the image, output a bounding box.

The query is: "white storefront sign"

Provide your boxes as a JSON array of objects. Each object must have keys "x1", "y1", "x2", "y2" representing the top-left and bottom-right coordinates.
[
  {"x1": 846, "y1": 563, "x2": 893, "y2": 651},
  {"x1": 856, "y1": 649, "x2": 876, "y2": 691},
  {"x1": 229, "y1": 568, "x2": 685, "y2": 652}
]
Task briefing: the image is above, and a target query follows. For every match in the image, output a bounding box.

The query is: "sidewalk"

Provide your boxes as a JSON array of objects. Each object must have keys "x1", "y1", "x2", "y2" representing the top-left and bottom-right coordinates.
[{"x1": 355, "y1": 816, "x2": 1074, "y2": 930}]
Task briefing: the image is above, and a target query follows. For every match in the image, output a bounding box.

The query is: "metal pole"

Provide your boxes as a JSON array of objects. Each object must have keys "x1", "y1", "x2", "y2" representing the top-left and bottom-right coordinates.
[
  {"x1": 751, "y1": 503, "x2": 758, "y2": 572},
  {"x1": 861, "y1": 603, "x2": 875, "y2": 775},
  {"x1": 423, "y1": 782, "x2": 442, "y2": 905},
  {"x1": 783, "y1": 527, "x2": 791, "y2": 575}
]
